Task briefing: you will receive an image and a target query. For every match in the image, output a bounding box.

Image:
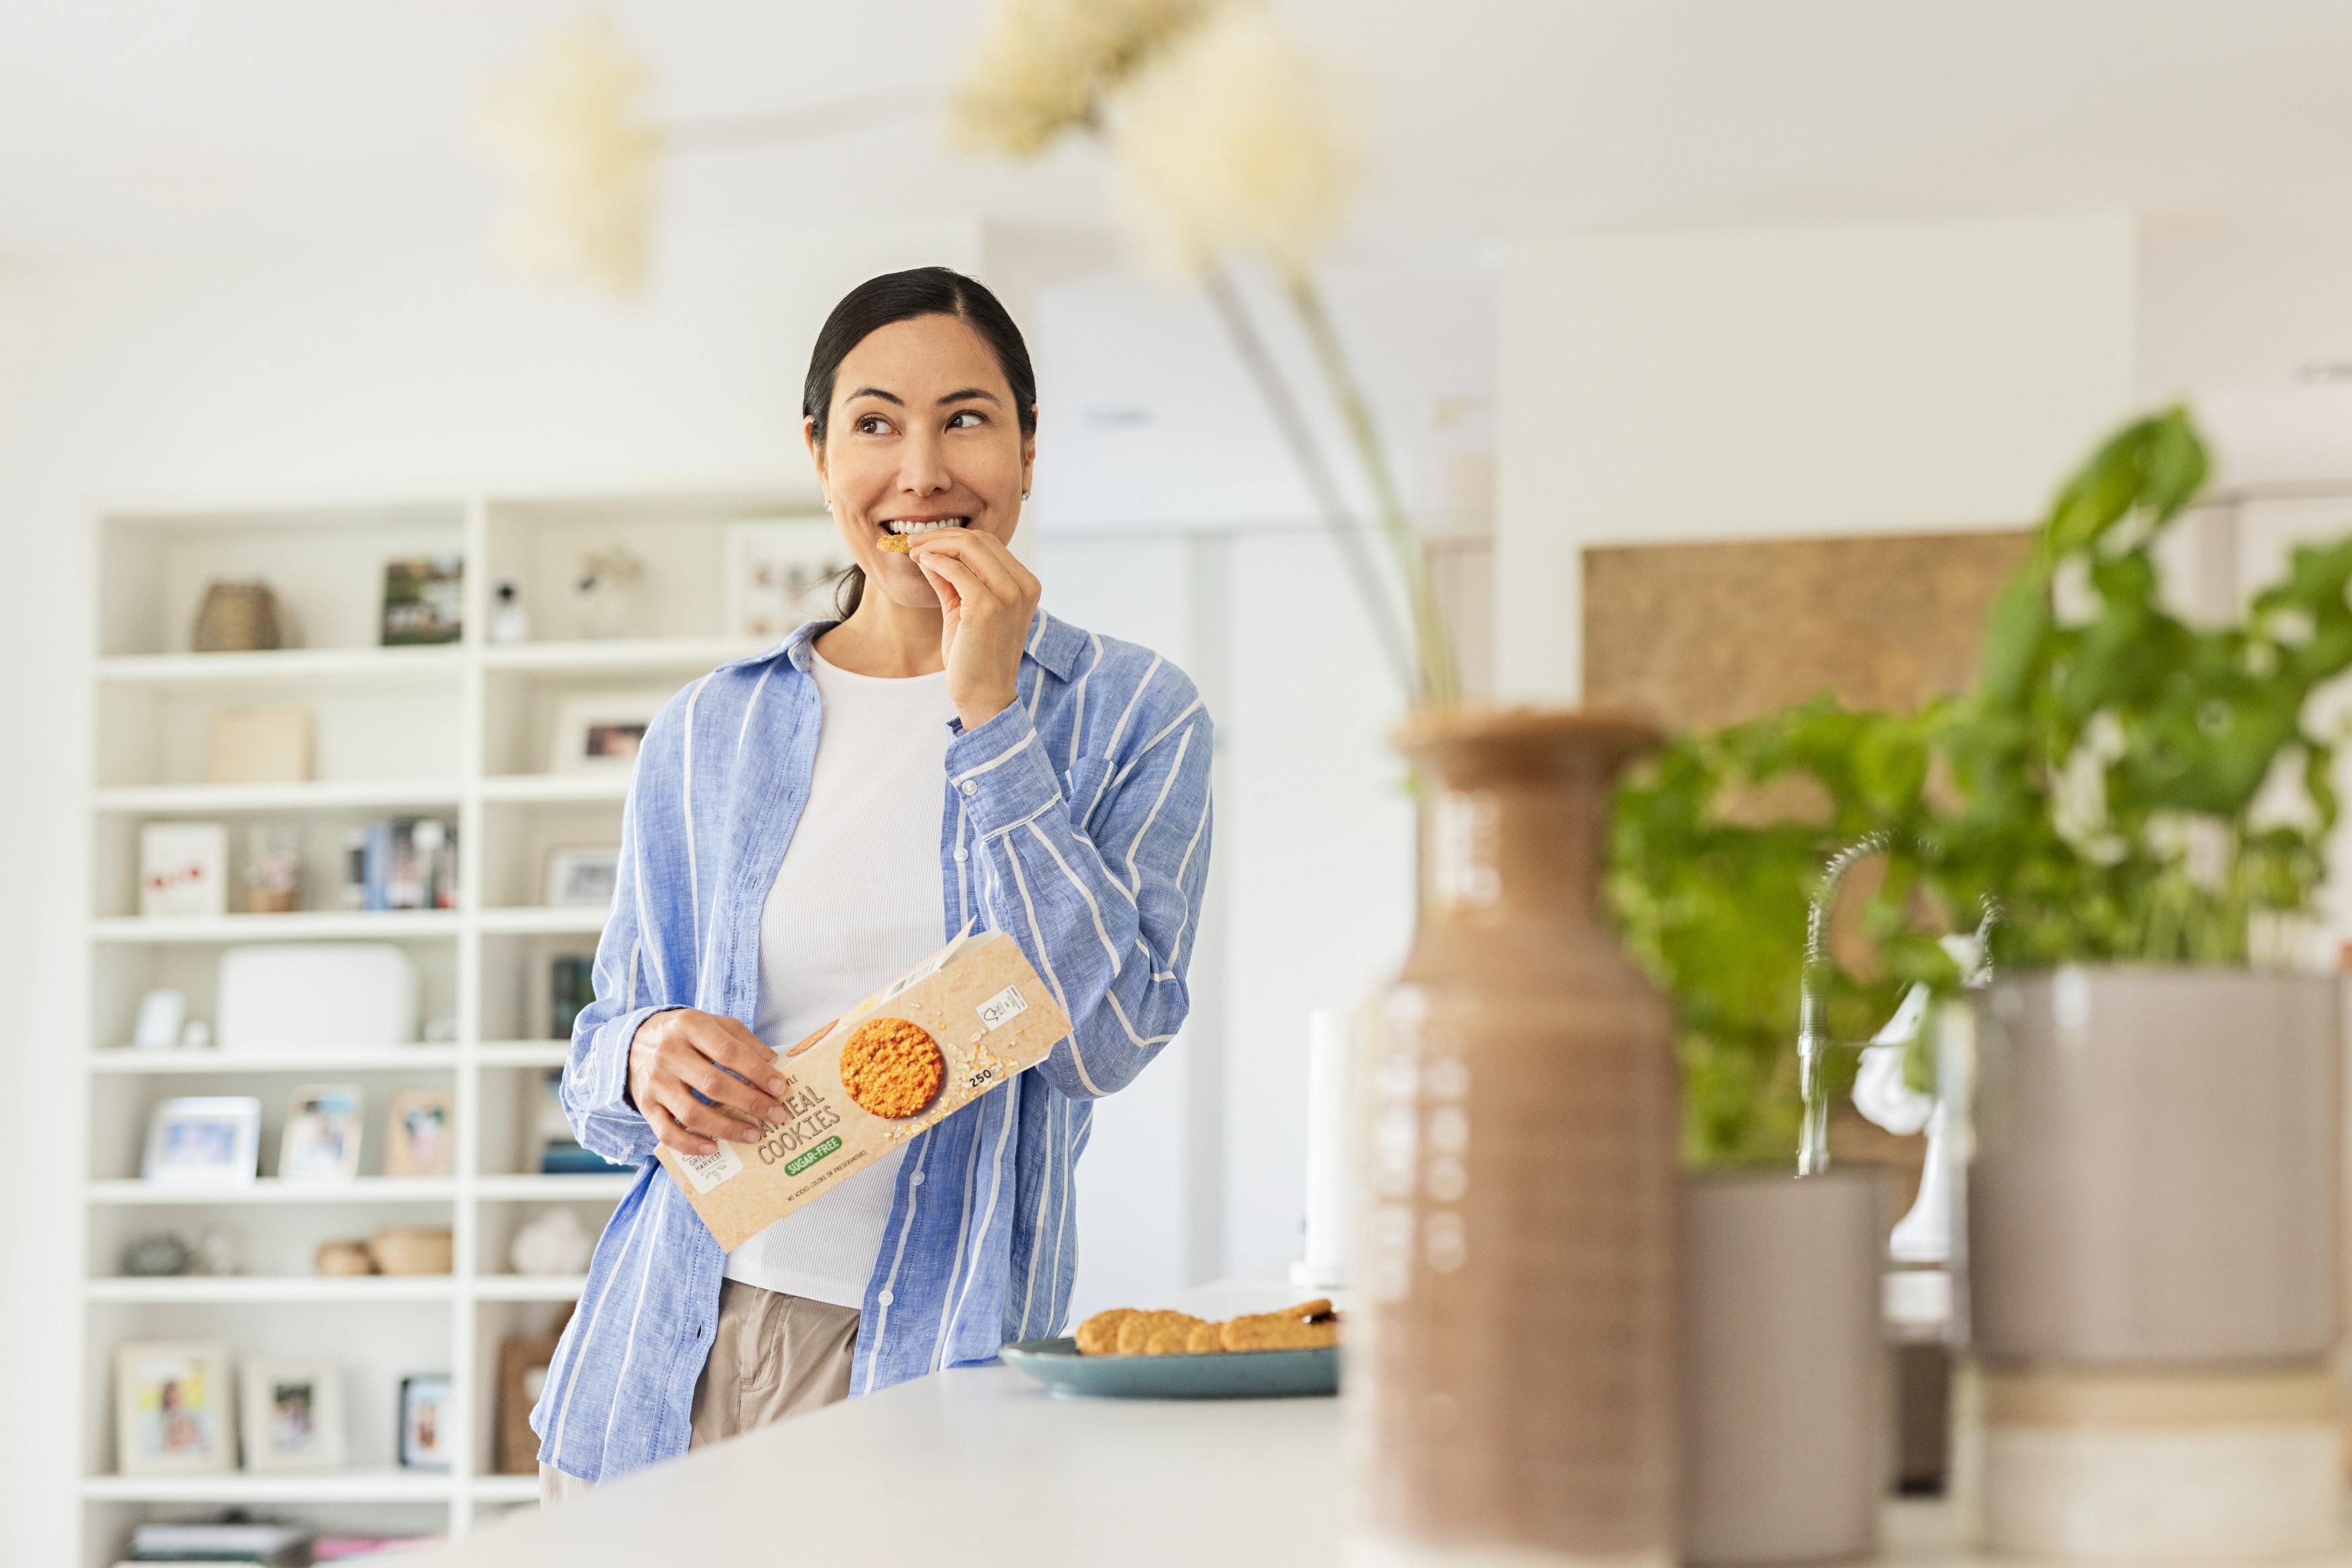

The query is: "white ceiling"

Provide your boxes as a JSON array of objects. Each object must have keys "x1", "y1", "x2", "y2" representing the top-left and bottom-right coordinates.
[{"x1": 5, "y1": 1, "x2": 2352, "y2": 262}]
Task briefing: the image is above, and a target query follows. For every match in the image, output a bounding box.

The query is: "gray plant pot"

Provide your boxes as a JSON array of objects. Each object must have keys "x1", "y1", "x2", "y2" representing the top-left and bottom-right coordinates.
[
  {"x1": 1681, "y1": 1170, "x2": 1886, "y2": 1566},
  {"x1": 1964, "y1": 967, "x2": 2339, "y2": 1363}
]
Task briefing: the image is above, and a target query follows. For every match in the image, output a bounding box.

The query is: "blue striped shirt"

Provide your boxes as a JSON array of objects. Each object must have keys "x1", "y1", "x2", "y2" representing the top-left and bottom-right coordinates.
[{"x1": 531, "y1": 609, "x2": 1213, "y2": 1483}]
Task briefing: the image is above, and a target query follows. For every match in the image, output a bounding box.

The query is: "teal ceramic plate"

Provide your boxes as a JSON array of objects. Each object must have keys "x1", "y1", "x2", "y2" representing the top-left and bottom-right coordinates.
[{"x1": 1001, "y1": 1338, "x2": 1338, "y2": 1399}]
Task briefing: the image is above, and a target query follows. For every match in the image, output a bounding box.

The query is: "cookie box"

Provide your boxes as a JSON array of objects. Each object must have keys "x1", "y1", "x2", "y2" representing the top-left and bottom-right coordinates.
[{"x1": 653, "y1": 927, "x2": 1073, "y2": 1250}]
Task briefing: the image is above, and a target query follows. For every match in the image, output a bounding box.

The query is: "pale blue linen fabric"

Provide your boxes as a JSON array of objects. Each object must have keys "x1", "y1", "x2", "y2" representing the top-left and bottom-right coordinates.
[{"x1": 530, "y1": 609, "x2": 1213, "y2": 1483}]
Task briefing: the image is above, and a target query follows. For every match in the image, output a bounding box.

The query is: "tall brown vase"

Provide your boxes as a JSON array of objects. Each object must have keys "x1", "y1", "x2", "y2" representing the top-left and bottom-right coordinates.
[{"x1": 1352, "y1": 710, "x2": 1679, "y2": 1567}]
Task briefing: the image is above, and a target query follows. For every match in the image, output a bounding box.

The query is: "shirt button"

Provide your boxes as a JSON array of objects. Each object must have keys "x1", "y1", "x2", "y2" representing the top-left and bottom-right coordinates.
[
  {"x1": 910, "y1": 1170, "x2": 925, "y2": 1186},
  {"x1": 877, "y1": 1289, "x2": 894, "y2": 1306},
  {"x1": 953, "y1": 847, "x2": 968, "y2": 863},
  {"x1": 960, "y1": 780, "x2": 977, "y2": 796}
]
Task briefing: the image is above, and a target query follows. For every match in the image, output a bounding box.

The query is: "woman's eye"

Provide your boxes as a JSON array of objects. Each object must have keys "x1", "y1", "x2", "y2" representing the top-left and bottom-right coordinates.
[
  {"x1": 947, "y1": 410, "x2": 984, "y2": 429},
  {"x1": 856, "y1": 415, "x2": 891, "y2": 435}
]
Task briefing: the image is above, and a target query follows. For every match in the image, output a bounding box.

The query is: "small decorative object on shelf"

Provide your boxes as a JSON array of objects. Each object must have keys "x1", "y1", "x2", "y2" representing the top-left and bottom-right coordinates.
[
  {"x1": 190, "y1": 579, "x2": 292, "y2": 653},
  {"x1": 195, "y1": 1231, "x2": 241, "y2": 1276},
  {"x1": 122, "y1": 1232, "x2": 193, "y2": 1278},
  {"x1": 498, "y1": 1322, "x2": 570, "y2": 1473},
  {"x1": 205, "y1": 705, "x2": 314, "y2": 785},
  {"x1": 180, "y1": 1019, "x2": 213, "y2": 1049},
  {"x1": 572, "y1": 543, "x2": 643, "y2": 638},
  {"x1": 384, "y1": 1090, "x2": 455, "y2": 1177},
  {"x1": 724, "y1": 517, "x2": 847, "y2": 640},
  {"x1": 314, "y1": 1239, "x2": 376, "y2": 1276},
  {"x1": 139, "y1": 822, "x2": 228, "y2": 919},
  {"x1": 544, "y1": 844, "x2": 620, "y2": 908},
  {"x1": 381, "y1": 554, "x2": 464, "y2": 645},
  {"x1": 278, "y1": 1085, "x2": 363, "y2": 1184},
  {"x1": 131, "y1": 989, "x2": 186, "y2": 1050},
  {"x1": 489, "y1": 575, "x2": 531, "y2": 643},
  {"x1": 369, "y1": 1224, "x2": 454, "y2": 1276},
  {"x1": 550, "y1": 954, "x2": 595, "y2": 1039},
  {"x1": 243, "y1": 823, "x2": 304, "y2": 914},
  {"x1": 142, "y1": 1097, "x2": 262, "y2": 1188},
  {"x1": 240, "y1": 1356, "x2": 347, "y2": 1473},
  {"x1": 549, "y1": 687, "x2": 663, "y2": 773},
  {"x1": 509, "y1": 1207, "x2": 595, "y2": 1276},
  {"x1": 216, "y1": 944, "x2": 420, "y2": 1051},
  {"x1": 398, "y1": 1373, "x2": 455, "y2": 1470},
  {"x1": 114, "y1": 1339, "x2": 236, "y2": 1476}
]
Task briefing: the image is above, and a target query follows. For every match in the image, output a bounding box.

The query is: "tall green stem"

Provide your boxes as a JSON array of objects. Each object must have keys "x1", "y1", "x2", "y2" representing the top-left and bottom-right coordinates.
[{"x1": 1284, "y1": 274, "x2": 1460, "y2": 708}]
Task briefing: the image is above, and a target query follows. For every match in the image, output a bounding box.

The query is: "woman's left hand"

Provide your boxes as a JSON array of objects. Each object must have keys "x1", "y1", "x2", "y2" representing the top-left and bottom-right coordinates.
[{"x1": 911, "y1": 527, "x2": 1043, "y2": 732}]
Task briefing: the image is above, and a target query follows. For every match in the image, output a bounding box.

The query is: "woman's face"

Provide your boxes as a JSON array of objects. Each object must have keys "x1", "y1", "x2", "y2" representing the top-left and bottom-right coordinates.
[{"x1": 806, "y1": 313, "x2": 1035, "y2": 611}]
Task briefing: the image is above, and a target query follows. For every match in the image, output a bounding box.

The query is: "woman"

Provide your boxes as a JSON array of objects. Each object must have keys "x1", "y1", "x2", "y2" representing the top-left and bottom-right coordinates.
[{"x1": 530, "y1": 267, "x2": 1213, "y2": 1495}]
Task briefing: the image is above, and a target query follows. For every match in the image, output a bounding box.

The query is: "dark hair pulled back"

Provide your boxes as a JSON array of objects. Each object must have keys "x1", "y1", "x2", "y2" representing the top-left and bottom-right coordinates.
[{"x1": 804, "y1": 267, "x2": 1037, "y2": 619}]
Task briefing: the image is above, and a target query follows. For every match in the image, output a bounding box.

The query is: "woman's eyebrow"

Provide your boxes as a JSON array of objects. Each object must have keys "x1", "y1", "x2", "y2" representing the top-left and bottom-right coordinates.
[
  {"x1": 937, "y1": 387, "x2": 1002, "y2": 406},
  {"x1": 845, "y1": 386, "x2": 905, "y2": 405}
]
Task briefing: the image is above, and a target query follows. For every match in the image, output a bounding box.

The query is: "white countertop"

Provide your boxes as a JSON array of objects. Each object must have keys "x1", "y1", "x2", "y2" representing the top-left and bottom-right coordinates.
[{"x1": 404, "y1": 1272, "x2": 2352, "y2": 1568}]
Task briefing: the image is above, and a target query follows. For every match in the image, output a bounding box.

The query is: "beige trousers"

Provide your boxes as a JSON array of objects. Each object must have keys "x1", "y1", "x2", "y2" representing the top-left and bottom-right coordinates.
[{"x1": 538, "y1": 1279, "x2": 861, "y2": 1504}]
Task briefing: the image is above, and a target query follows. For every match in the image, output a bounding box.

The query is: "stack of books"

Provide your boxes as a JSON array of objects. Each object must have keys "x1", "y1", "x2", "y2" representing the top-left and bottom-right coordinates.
[{"x1": 120, "y1": 1520, "x2": 311, "y2": 1565}]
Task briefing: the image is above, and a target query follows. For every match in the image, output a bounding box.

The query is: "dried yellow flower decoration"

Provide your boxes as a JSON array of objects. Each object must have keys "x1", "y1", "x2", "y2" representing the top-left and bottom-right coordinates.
[
  {"x1": 1107, "y1": 5, "x2": 1364, "y2": 281},
  {"x1": 950, "y1": 0, "x2": 1218, "y2": 159},
  {"x1": 480, "y1": 13, "x2": 659, "y2": 296}
]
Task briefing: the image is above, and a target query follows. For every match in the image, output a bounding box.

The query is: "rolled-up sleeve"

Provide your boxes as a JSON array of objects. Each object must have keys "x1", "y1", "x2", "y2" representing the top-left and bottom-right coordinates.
[{"x1": 950, "y1": 683, "x2": 1212, "y2": 1100}]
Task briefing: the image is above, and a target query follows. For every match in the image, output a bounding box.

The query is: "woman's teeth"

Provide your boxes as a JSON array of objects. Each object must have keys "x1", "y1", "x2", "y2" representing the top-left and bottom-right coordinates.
[{"x1": 884, "y1": 519, "x2": 968, "y2": 536}]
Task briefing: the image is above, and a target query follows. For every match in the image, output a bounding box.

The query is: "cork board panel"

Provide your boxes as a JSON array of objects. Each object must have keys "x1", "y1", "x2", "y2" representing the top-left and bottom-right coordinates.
[{"x1": 1583, "y1": 530, "x2": 2032, "y2": 730}]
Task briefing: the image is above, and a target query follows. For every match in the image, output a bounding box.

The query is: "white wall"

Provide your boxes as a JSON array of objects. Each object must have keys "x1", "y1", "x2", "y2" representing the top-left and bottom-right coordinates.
[{"x1": 1493, "y1": 214, "x2": 2139, "y2": 701}]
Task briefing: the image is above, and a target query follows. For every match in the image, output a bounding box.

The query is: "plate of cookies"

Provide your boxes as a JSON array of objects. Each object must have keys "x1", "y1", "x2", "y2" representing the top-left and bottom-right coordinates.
[{"x1": 1001, "y1": 1299, "x2": 1341, "y2": 1399}]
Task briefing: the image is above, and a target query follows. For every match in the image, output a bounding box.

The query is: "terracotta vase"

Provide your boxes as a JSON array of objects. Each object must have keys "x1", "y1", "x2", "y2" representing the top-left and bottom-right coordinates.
[
  {"x1": 1353, "y1": 709, "x2": 1679, "y2": 1567},
  {"x1": 1949, "y1": 966, "x2": 2343, "y2": 1561}
]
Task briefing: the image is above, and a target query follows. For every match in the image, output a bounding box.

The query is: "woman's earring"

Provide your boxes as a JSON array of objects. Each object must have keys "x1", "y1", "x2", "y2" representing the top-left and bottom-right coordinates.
[
  {"x1": 1021, "y1": 490, "x2": 1031, "y2": 500},
  {"x1": 823, "y1": 498, "x2": 833, "y2": 511}
]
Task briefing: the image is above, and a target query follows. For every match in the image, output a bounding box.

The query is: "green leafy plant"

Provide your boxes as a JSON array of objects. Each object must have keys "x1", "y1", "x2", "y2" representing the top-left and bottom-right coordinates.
[{"x1": 1611, "y1": 407, "x2": 2352, "y2": 1167}]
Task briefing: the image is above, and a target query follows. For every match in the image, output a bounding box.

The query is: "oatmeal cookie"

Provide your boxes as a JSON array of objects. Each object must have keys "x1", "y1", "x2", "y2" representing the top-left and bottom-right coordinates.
[
  {"x1": 1221, "y1": 1300, "x2": 1341, "y2": 1352},
  {"x1": 838, "y1": 1017, "x2": 945, "y2": 1119},
  {"x1": 1116, "y1": 1309, "x2": 1203, "y2": 1356},
  {"x1": 1075, "y1": 1307, "x2": 1138, "y2": 1356}
]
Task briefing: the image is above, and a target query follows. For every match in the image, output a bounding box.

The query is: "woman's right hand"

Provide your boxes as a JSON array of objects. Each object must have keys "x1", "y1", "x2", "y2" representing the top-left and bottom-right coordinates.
[{"x1": 627, "y1": 1009, "x2": 788, "y2": 1156}]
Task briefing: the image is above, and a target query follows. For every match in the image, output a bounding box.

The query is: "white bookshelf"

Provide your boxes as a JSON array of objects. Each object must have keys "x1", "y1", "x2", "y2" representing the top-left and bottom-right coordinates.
[{"x1": 81, "y1": 486, "x2": 819, "y2": 1565}]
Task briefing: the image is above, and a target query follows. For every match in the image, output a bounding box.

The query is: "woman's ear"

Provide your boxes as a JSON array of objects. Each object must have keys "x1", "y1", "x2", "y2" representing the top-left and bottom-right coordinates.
[
  {"x1": 1021, "y1": 410, "x2": 1038, "y2": 493},
  {"x1": 802, "y1": 414, "x2": 827, "y2": 481}
]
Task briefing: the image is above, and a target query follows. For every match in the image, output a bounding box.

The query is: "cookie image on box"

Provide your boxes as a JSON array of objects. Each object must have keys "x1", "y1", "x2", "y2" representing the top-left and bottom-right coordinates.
[{"x1": 839, "y1": 1017, "x2": 945, "y2": 1119}]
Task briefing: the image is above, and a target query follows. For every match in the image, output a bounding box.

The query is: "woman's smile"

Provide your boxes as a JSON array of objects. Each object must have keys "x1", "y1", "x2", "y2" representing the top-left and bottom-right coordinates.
[{"x1": 881, "y1": 517, "x2": 970, "y2": 537}]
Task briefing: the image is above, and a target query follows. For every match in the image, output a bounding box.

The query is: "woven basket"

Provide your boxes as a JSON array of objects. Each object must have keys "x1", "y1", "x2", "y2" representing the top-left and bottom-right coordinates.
[
  {"x1": 314, "y1": 1239, "x2": 377, "y2": 1276},
  {"x1": 191, "y1": 580, "x2": 286, "y2": 653},
  {"x1": 370, "y1": 1225, "x2": 454, "y2": 1276}
]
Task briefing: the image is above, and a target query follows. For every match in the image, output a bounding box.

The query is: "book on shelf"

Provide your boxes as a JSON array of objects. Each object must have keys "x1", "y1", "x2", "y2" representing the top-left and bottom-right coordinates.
[
  {"x1": 343, "y1": 819, "x2": 457, "y2": 912},
  {"x1": 127, "y1": 1519, "x2": 311, "y2": 1565}
]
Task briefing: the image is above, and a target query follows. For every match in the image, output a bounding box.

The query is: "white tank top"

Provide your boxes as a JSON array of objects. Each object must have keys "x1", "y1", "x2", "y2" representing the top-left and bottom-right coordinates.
[{"x1": 720, "y1": 647, "x2": 954, "y2": 1307}]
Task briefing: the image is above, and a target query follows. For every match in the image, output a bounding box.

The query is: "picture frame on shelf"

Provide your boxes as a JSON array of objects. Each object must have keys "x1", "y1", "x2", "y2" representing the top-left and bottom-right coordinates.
[
  {"x1": 116, "y1": 1340, "x2": 236, "y2": 1476},
  {"x1": 141, "y1": 1097, "x2": 261, "y2": 1188},
  {"x1": 544, "y1": 845, "x2": 622, "y2": 910},
  {"x1": 550, "y1": 953, "x2": 595, "y2": 1040},
  {"x1": 239, "y1": 1357, "x2": 347, "y2": 1473},
  {"x1": 139, "y1": 822, "x2": 228, "y2": 919},
  {"x1": 278, "y1": 1085, "x2": 363, "y2": 1184},
  {"x1": 398, "y1": 1374, "x2": 454, "y2": 1470},
  {"x1": 722, "y1": 517, "x2": 847, "y2": 641},
  {"x1": 381, "y1": 555, "x2": 464, "y2": 646},
  {"x1": 548, "y1": 689, "x2": 667, "y2": 774},
  {"x1": 383, "y1": 1089, "x2": 455, "y2": 1178},
  {"x1": 497, "y1": 1327, "x2": 568, "y2": 1474}
]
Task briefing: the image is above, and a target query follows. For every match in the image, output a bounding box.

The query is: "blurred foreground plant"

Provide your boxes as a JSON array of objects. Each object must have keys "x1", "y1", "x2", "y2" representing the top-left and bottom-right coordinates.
[{"x1": 1613, "y1": 407, "x2": 2352, "y2": 1166}]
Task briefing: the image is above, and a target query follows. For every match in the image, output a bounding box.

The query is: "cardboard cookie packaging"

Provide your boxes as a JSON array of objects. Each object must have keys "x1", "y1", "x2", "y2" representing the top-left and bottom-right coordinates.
[{"x1": 655, "y1": 928, "x2": 1073, "y2": 1249}]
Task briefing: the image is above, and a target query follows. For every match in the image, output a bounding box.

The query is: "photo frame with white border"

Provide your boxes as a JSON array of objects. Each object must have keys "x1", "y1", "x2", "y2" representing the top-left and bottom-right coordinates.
[
  {"x1": 278, "y1": 1084, "x2": 362, "y2": 1184},
  {"x1": 399, "y1": 1373, "x2": 454, "y2": 1470},
  {"x1": 543, "y1": 844, "x2": 622, "y2": 910},
  {"x1": 116, "y1": 1340, "x2": 237, "y2": 1475},
  {"x1": 240, "y1": 1356, "x2": 347, "y2": 1473},
  {"x1": 548, "y1": 689, "x2": 667, "y2": 775},
  {"x1": 141, "y1": 1096, "x2": 262, "y2": 1188}
]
